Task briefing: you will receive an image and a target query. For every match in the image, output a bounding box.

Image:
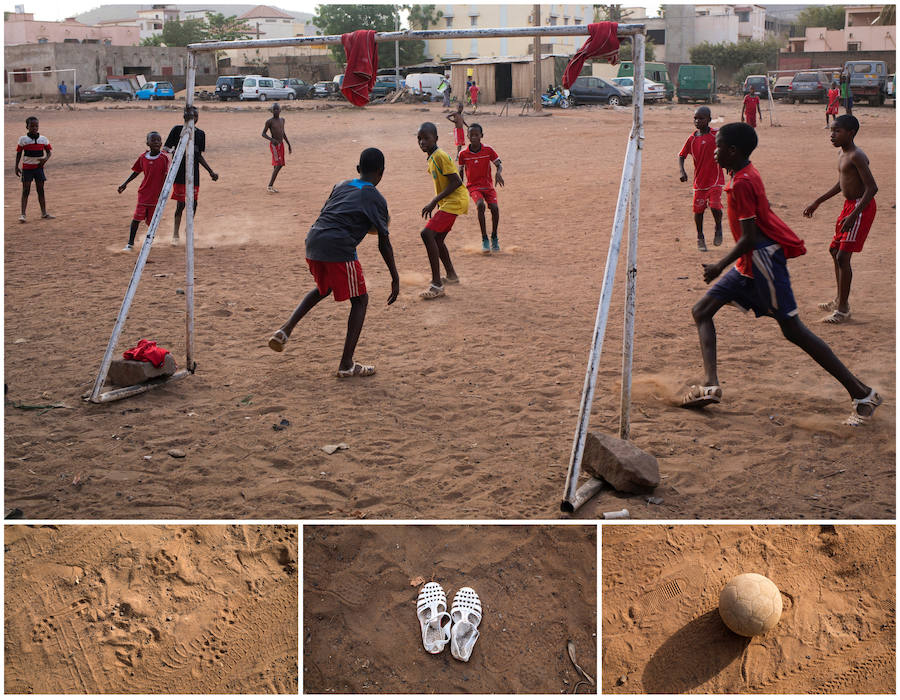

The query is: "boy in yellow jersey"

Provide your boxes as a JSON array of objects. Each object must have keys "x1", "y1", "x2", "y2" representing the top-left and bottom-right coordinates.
[{"x1": 417, "y1": 121, "x2": 469, "y2": 299}]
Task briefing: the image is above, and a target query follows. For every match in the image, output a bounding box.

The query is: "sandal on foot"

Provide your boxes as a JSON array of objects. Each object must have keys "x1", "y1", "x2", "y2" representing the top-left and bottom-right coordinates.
[
  {"x1": 336, "y1": 362, "x2": 375, "y2": 378},
  {"x1": 450, "y1": 587, "x2": 482, "y2": 662},
  {"x1": 844, "y1": 388, "x2": 883, "y2": 426},
  {"x1": 822, "y1": 309, "x2": 851, "y2": 324},
  {"x1": 18, "y1": 215, "x2": 25, "y2": 223},
  {"x1": 713, "y1": 229, "x2": 723, "y2": 246},
  {"x1": 441, "y1": 276, "x2": 460, "y2": 285},
  {"x1": 681, "y1": 384, "x2": 722, "y2": 408},
  {"x1": 818, "y1": 300, "x2": 837, "y2": 311},
  {"x1": 419, "y1": 284, "x2": 445, "y2": 300},
  {"x1": 41, "y1": 213, "x2": 55, "y2": 219},
  {"x1": 417, "y1": 582, "x2": 451, "y2": 654},
  {"x1": 268, "y1": 329, "x2": 288, "y2": 352}
]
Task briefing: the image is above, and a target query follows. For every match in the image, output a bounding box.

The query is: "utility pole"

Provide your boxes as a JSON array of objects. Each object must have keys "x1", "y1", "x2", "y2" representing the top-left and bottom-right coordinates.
[
  {"x1": 395, "y1": 13, "x2": 400, "y2": 89},
  {"x1": 532, "y1": 4, "x2": 542, "y2": 111}
]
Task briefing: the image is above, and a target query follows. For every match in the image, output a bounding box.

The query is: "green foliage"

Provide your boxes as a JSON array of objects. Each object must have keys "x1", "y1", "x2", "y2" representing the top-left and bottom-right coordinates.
[
  {"x1": 592, "y1": 4, "x2": 633, "y2": 22},
  {"x1": 797, "y1": 5, "x2": 845, "y2": 31},
  {"x1": 735, "y1": 62, "x2": 766, "y2": 86},
  {"x1": 157, "y1": 18, "x2": 207, "y2": 46},
  {"x1": 203, "y1": 12, "x2": 253, "y2": 42},
  {"x1": 617, "y1": 38, "x2": 656, "y2": 62},
  {"x1": 690, "y1": 39, "x2": 782, "y2": 75},
  {"x1": 874, "y1": 5, "x2": 895, "y2": 25},
  {"x1": 141, "y1": 34, "x2": 164, "y2": 47}
]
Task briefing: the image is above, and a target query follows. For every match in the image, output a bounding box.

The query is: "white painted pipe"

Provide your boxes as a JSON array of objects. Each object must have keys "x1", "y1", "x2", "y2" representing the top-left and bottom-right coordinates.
[{"x1": 185, "y1": 53, "x2": 197, "y2": 372}]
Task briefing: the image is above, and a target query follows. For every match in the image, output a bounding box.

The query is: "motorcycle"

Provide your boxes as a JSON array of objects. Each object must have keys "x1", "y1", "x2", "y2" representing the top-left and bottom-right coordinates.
[{"x1": 541, "y1": 87, "x2": 572, "y2": 109}]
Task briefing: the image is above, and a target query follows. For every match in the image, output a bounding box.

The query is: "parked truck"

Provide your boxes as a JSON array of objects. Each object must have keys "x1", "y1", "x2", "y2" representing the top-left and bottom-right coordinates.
[
  {"x1": 844, "y1": 60, "x2": 888, "y2": 105},
  {"x1": 677, "y1": 64, "x2": 717, "y2": 103},
  {"x1": 617, "y1": 61, "x2": 675, "y2": 100}
]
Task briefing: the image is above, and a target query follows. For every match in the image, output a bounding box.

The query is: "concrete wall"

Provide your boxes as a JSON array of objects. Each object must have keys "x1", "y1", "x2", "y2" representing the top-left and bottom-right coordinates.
[
  {"x1": 778, "y1": 50, "x2": 895, "y2": 74},
  {"x1": 266, "y1": 54, "x2": 344, "y2": 83},
  {"x1": 800, "y1": 25, "x2": 897, "y2": 52}
]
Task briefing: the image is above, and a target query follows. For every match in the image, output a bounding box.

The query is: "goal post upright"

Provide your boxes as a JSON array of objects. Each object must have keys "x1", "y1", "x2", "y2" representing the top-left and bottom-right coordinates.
[{"x1": 185, "y1": 51, "x2": 197, "y2": 373}]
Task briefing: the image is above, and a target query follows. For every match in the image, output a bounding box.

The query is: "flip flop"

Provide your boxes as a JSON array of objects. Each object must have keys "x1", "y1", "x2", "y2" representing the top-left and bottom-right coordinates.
[
  {"x1": 420, "y1": 284, "x2": 445, "y2": 300},
  {"x1": 268, "y1": 329, "x2": 288, "y2": 352},
  {"x1": 822, "y1": 309, "x2": 851, "y2": 324},
  {"x1": 450, "y1": 587, "x2": 482, "y2": 662},
  {"x1": 680, "y1": 384, "x2": 722, "y2": 408},
  {"x1": 335, "y1": 362, "x2": 375, "y2": 378},
  {"x1": 844, "y1": 388, "x2": 883, "y2": 426},
  {"x1": 417, "y1": 582, "x2": 451, "y2": 654}
]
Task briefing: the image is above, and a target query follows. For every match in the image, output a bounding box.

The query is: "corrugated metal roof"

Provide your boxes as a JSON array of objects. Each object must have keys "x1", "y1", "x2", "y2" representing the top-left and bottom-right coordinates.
[{"x1": 450, "y1": 53, "x2": 570, "y2": 65}]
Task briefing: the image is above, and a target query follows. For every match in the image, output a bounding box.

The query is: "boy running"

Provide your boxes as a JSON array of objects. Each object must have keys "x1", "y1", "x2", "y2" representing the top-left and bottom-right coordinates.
[
  {"x1": 117, "y1": 131, "x2": 170, "y2": 251},
  {"x1": 14, "y1": 116, "x2": 54, "y2": 222},
  {"x1": 679, "y1": 106, "x2": 725, "y2": 251},
  {"x1": 741, "y1": 85, "x2": 761, "y2": 128},
  {"x1": 458, "y1": 123, "x2": 504, "y2": 252},
  {"x1": 825, "y1": 81, "x2": 840, "y2": 127},
  {"x1": 446, "y1": 103, "x2": 468, "y2": 157},
  {"x1": 681, "y1": 122, "x2": 881, "y2": 426},
  {"x1": 417, "y1": 122, "x2": 469, "y2": 299},
  {"x1": 469, "y1": 80, "x2": 479, "y2": 112},
  {"x1": 267, "y1": 148, "x2": 399, "y2": 377},
  {"x1": 802, "y1": 114, "x2": 877, "y2": 324},
  {"x1": 262, "y1": 102, "x2": 292, "y2": 193}
]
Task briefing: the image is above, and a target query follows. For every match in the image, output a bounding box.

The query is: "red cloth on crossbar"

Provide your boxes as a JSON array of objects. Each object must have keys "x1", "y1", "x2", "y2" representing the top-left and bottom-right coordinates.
[
  {"x1": 341, "y1": 29, "x2": 379, "y2": 106},
  {"x1": 562, "y1": 22, "x2": 620, "y2": 90},
  {"x1": 123, "y1": 339, "x2": 170, "y2": 368}
]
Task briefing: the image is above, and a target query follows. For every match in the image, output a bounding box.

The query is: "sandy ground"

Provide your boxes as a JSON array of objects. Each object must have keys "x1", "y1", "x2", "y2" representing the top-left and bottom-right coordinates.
[
  {"x1": 303, "y1": 524, "x2": 596, "y2": 693},
  {"x1": 602, "y1": 524, "x2": 895, "y2": 693},
  {"x1": 3, "y1": 96, "x2": 894, "y2": 519},
  {"x1": 3, "y1": 523, "x2": 298, "y2": 693}
]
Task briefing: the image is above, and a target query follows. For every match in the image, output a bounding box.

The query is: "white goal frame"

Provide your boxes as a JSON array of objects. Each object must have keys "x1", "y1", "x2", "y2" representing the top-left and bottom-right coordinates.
[
  {"x1": 88, "y1": 24, "x2": 647, "y2": 514},
  {"x1": 6, "y1": 67, "x2": 77, "y2": 104}
]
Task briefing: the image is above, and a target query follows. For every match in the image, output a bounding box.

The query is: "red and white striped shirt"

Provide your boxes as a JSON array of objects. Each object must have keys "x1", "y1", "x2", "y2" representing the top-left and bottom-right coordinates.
[{"x1": 17, "y1": 134, "x2": 51, "y2": 170}]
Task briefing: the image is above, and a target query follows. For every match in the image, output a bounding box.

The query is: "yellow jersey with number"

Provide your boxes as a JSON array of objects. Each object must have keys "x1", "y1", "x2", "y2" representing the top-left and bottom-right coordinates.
[{"x1": 427, "y1": 148, "x2": 469, "y2": 215}]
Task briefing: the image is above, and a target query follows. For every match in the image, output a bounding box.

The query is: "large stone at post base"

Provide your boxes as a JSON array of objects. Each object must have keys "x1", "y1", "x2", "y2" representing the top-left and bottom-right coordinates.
[
  {"x1": 583, "y1": 431, "x2": 660, "y2": 493},
  {"x1": 107, "y1": 354, "x2": 176, "y2": 387}
]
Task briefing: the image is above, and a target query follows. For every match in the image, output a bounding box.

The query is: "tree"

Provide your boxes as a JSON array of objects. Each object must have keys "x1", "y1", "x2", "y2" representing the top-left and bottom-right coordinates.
[
  {"x1": 146, "y1": 18, "x2": 206, "y2": 47},
  {"x1": 690, "y1": 38, "x2": 782, "y2": 76},
  {"x1": 874, "y1": 5, "x2": 896, "y2": 25},
  {"x1": 203, "y1": 12, "x2": 254, "y2": 42},
  {"x1": 617, "y1": 37, "x2": 655, "y2": 62},
  {"x1": 593, "y1": 5, "x2": 633, "y2": 22},
  {"x1": 796, "y1": 5, "x2": 845, "y2": 31}
]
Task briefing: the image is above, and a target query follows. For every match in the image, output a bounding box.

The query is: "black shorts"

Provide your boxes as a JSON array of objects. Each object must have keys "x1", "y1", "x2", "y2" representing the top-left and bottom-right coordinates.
[{"x1": 22, "y1": 168, "x2": 46, "y2": 184}]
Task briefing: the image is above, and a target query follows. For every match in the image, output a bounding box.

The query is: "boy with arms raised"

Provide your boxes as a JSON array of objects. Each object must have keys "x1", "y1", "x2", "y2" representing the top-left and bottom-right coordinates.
[
  {"x1": 682, "y1": 122, "x2": 881, "y2": 426},
  {"x1": 262, "y1": 103, "x2": 292, "y2": 193},
  {"x1": 458, "y1": 123, "x2": 504, "y2": 252},
  {"x1": 803, "y1": 114, "x2": 877, "y2": 324},
  {"x1": 679, "y1": 106, "x2": 725, "y2": 251},
  {"x1": 268, "y1": 148, "x2": 399, "y2": 378},
  {"x1": 117, "y1": 131, "x2": 169, "y2": 251}
]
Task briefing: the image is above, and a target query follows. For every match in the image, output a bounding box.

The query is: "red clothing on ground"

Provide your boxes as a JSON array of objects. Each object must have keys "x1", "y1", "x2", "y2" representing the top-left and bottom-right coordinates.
[
  {"x1": 679, "y1": 129, "x2": 724, "y2": 191},
  {"x1": 832, "y1": 198, "x2": 876, "y2": 252},
  {"x1": 743, "y1": 94, "x2": 760, "y2": 127},
  {"x1": 340, "y1": 29, "x2": 378, "y2": 106},
  {"x1": 458, "y1": 144, "x2": 500, "y2": 190},
  {"x1": 131, "y1": 150, "x2": 169, "y2": 206},
  {"x1": 123, "y1": 339, "x2": 170, "y2": 367},
  {"x1": 306, "y1": 258, "x2": 367, "y2": 302},
  {"x1": 726, "y1": 163, "x2": 806, "y2": 277},
  {"x1": 562, "y1": 22, "x2": 619, "y2": 89},
  {"x1": 826, "y1": 88, "x2": 840, "y2": 115}
]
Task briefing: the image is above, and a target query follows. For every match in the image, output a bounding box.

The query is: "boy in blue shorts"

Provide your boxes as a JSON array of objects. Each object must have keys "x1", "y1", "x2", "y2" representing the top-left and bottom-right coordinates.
[
  {"x1": 14, "y1": 116, "x2": 55, "y2": 222},
  {"x1": 681, "y1": 122, "x2": 881, "y2": 426},
  {"x1": 267, "y1": 148, "x2": 399, "y2": 378}
]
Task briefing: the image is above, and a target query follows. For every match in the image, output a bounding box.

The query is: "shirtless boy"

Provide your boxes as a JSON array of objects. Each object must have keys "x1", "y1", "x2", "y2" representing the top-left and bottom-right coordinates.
[
  {"x1": 262, "y1": 103, "x2": 292, "y2": 193},
  {"x1": 803, "y1": 114, "x2": 877, "y2": 324},
  {"x1": 446, "y1": 103, "x2": 468, "y2": 157}
]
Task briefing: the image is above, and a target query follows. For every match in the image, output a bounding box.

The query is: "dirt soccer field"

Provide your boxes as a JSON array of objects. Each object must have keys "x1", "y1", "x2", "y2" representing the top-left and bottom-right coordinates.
[
  {"x1": 3, "y1": 96, "x2": 895, "y2": 519},
  {"x1": 602, "y1": 524, "x2": 895, "y2": 693},
  {"x1": 303, "y1": 524, "x2": 596, "y2": 693},
  {"x1": 3, "y1": 524, "x2": 298, "y2": 693}
]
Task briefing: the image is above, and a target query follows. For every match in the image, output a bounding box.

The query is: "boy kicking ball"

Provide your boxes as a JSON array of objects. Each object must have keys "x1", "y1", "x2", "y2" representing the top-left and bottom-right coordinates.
[{"x1": 681, "y1": 122, "x2": 881, "y2": 426}]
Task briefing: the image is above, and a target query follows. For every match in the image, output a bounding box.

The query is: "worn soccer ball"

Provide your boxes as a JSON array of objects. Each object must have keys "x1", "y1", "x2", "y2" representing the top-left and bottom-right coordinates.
[{"x1": 718, "y1": 573, "x2": 782, "y2": 637}]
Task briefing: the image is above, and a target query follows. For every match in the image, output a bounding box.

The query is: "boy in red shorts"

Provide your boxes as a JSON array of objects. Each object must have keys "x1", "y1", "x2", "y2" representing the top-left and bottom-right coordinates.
[
  {"x1": 803, "y1": 114, "x2": 877, "y2": 324},
  {"x1": 741, "y1": 85, "x2": 761, "y2": 129},
  {"x1": 458, "y1": 123, "x2": 504, "y2": 252},
  {"x1": 262, "y1": 102, "x2": 292, "y2": 192},
  {"x1": 679, "y1": 106, "x2": 724, "y2": 251},
  {"x1": 682, "y1": 122, "x2": 881, "y2": 426},
  {"x1": 469, "y1": 80, "x2": 479, "y2": 112},
  {"x1": 117, "y1": 130, "x2": 169, "y2": 251},
  {"x1": 446, "y1": 103, "x2": 468, "y2": 157},
  {"x1": 267, "y1": 148, "x2": 399, "y2": 378},
  {"x1": 417, "y1": 122, "x2": 469, "y2": 299}
]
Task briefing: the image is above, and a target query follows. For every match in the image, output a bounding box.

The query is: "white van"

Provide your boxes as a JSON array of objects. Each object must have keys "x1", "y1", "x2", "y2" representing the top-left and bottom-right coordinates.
[
  {"x1": 405, "y1": 73, "x2": 447, "y2": 99},
  {"x1": 241, "y1": 75, "x2": 295, "y2": 101}
]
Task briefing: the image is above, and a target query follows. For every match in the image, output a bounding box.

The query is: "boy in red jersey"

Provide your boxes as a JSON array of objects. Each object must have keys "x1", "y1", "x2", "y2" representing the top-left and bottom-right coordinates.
[
  {"x1": 117, "y1": 131, "x2": 170, "y2": 251},
  {"x1": 262, "y1": 102, "x2": 292, "y2": 193},
  {"x1": 469, "y1": 80, "x2": 479, "y2": 112},
  {"x1": 417, "y1": 122, "x2": 469, "y2": 299},
  {"x1": 803, "y1": 114, "x2": 877, "y2": 324},
  {"x1": 446, "y1": 103, "x2": 468, "y2": 157},
  {"x1": 682, "y1": 122, "x2": 881, "y2": 426},
  {"x1": 458, "y1": 123, "x2": 504, "y2": 252},
  {"x1": 267, "y1": 148, "x2": 399, "y2": 378},
  {"x1": 679, "y1": 106, "x2": 725, "y2": 251},
  {"x1": 14, "y1": 116, "x2": 54, "y2": 222},
  {"x1": 825, "y1": 81, "x2": 840, "y2": 128},
  {"x1": 741, "y1": 85, "x2": 761, "y2": 129}
]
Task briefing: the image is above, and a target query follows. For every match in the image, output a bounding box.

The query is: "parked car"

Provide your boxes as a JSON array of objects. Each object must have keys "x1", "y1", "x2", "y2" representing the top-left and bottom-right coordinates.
[
  {"x1": 313, "y1": 80, "x2": 338, "y2": 98},
  {"x1": 135, "y1": 81, "x2": 175, "y2": 100},
  {"x1": 789, "y1": 71, "x2": 829, "y2": 103},
  {"x1": 772, "y1": 75, "x2": 794, "y2": 101},
  {"x1": 240, "y1": 76, "x2": 295, "y2": 101},
  {"x1": 617, "y1": 61, "x2": 674, "y2": 100},
  {"x1": 405, "y1": 72, "x2": 447, "y2": 99},
  {"x1": 677, "y1": 64, "x2": 717, "y2": 103},
  {"x1": 282, "y1": 78, "x2": 312, "y2": 99},
  {"x1": 844, "y1": 60, "x2": 888, "y2": 105},
  {"x1": 369, "y1": 75, "x2": 403, "y2": 99},
  {"x1": 215, "y1": 76, "x2": 245, "y2": 101},
  {"x1": 611, "y1": 76, "x2": 666, "y2": 102},
  {"x1": 568, "y1": 75, "x2": 630, "y2": 106},
  {"x1": 80, "y1": 84, "x2": 132, "y2": 102},
  {"x1": 887, "y1": 73, "x2": 895, "y2": 106},
  {"x1": 742, "y1": 74, "x2": 769, "y2": 99}
]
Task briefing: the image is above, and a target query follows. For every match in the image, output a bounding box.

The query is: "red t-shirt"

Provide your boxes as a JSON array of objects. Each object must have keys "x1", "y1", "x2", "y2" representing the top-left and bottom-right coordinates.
[
  {"x1": 827, "y1": 88, "x2": 840, "y2": 111},
  {"x1": 678, "y1": 129, "x2": 724, "y2": 190},
  {"x1": 469, "y1": 84, "x2": 479, "y2": 102},
  {"x1": 725, "y1": 163, "x2": 806, "y2": 277},
  {"x1": 131, "y1": 151, "x2": 170, "y2": 205},
  {"x1": 743, "y1": 94, "x2": 760, "y2": 125},
  {"x1": 458, "y1": 144, "x2": 499, "y2": 190}
]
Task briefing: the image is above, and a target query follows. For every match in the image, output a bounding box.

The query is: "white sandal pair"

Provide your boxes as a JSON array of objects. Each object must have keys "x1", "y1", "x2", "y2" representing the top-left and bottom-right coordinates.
[{"x1": 416, "y1": 582, "x2": 482, "y2": 661}]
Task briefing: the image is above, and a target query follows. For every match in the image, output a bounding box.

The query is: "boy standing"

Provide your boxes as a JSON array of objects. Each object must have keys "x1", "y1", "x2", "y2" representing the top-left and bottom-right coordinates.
[
  {"x1": 267, "y1": 148, "x2": 399, "y2": 378},
  {"x1": 825, "y1": 81, "x2": 840, "y2": 128},
  {"x1": 741, "y1": 85, "x2": 761, "y2": 129},
  {"x1": 262, "y1": 102, "x2": 292, "y2": 193},
  {"x1": 802, "y1": 114, "x2": 877, "y2": 324},
  {"x1": 163, "y1": 106, "x2": 218, "y2": 245},
  {"x1": 679, "y1": 106, "x2": 725, "y2": 251},
  {"x1": 446, "y1": 103, "x2": 468, "y2": 157},
  {"x1": 117, "y1": 131, "x2": 169, "y2": 251},
  {"x1": 57, "y1": 80, "x2": 73, "y2": 110},
  {"x1": 681, "y1": 122, "x2": 881, "y2": 426},
  {"x1": 14, "y1": 116, "x2": 54, "y2": 222},
  {"x1": 417, "y1": 122, "x2": 469, "y2": 299},
  {"x1": 458, "y1": 123, "x2": 504, "y2": 252},
  {"x1": 469, "y1": 80, "x2": 479, "y2": 112}
]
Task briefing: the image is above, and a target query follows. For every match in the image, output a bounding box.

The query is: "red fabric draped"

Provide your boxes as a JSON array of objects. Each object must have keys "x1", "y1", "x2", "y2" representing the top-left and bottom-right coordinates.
[
  {"x1": 340, "y1": 29, "x2": 379, "y2": 106},
  {"x1": 123, "y1": 339, "x2": 171, "y2": 368},
  {"x1": 562, "y1": 22, "x2": 620, "y2": 90}
]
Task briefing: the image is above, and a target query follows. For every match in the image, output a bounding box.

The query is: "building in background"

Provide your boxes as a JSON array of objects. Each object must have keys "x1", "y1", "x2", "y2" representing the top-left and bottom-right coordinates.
[
  {"x1": 4, "y1": 11, "x2": 140, "y2": 45},
  {"x1": 787, "y1": 4, "x2": 895, "y2": 53}
]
